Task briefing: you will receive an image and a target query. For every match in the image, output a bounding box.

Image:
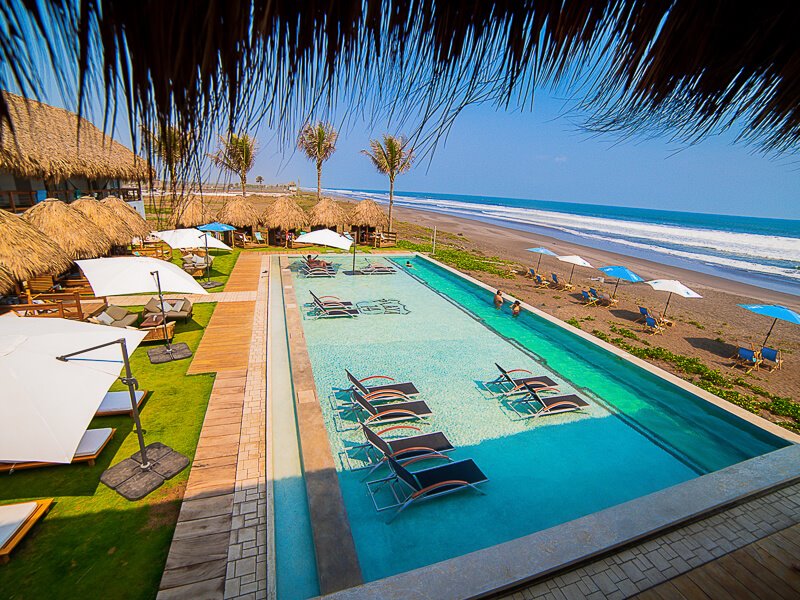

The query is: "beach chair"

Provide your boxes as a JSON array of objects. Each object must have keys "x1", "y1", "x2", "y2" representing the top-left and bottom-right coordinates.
[
  {"x1": 309, "y1": 292, "x2": 359, "y2": 318},
  {"x1": 359, "y1": 262, "x2": 396, "y2": 275},
  {"x1": 644, "y1": 316, "x2": 665, "y2": 335},
  {"x1": 760, "y1": 347, "x2": 782, "y2": 371},
  {"x1": 636, "y1": 306, "x2": 650, "y2": 323},
  {"x1": 0, "y1": 428, "x2": 116, "y2": 474},
  {"x1": 95, "y1": 390, "x2": 149, "y2": 417},
  {"x1": 551, "y1": 273, "x2": 574, "y2": 291},
  {"x1": 534, "y1": 274, "x2": 550, "y2": 288},
  {"x1": 526, "y1": 267, "x2": 537, "y2": 279},
  {"x1": 508, "y1": 385, "x2": 589, "y2": 419},
  {"x1": 343, "y1": 369, "x2": 419, "y2": 399},
  {"x1": 732, "y1": 347, "x2": 761, "y2": 373},
  {"x1": 347, "y1": 423, "x2": 454, "y2": 476},
  {"x1": 366, "y1": 456, "x2": 487, "y2": 522},
  {"x1": 341, "y1": 390, "x2": 432, "y2": 425},
  {"x1": 300, "y1": 259, "x2": 337, "y2": 277},
  {"x1": 485, "y1": 363, "x2": 559, "y2": 397},
  {"x1": 0, "y1": 499, "x2": 54, "y2": 564},
  {"x1": 581, "y1": 290, "x2": 599, "y2": 306},
  {"x1": 591, "y1": 288, "x2": 618, "y2": 307}
]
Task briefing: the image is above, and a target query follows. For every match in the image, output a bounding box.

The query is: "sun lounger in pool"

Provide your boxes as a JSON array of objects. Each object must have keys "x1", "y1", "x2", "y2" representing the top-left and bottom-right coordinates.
[
  {"x1": 367, "y1": 456, "x2": 488, "y2": 522},
  {"x1": 348, "y1": 423, "x2": 454, "y2": 475},
  {"x1": 760, "y1": 346, "x2": 782, "y2": 371},
  {"x1": 0, "y1": 499, "x2": 54, "y2": 564},
  {"x1": 309, "y1": 292, "x2": 359, "y2": 318},
  {"x1": 551, "y1": 273, "x2": 573, "y2": 291},
  {"x1": 643, "y1": 316, "x2": 665, "y2": 335},
  {"x1": 342, "y1": 390, "x2": 432, "y2": 425},
  {"x1": 581, "y1": 290, "x2": 599, "y2": 306},
  {"x1": 95, "y1": 390, "x2": 148, "y2": 417},
  {"x1": 510, "y1": 385, "x2": 589, "y2": 419},
  {"x1": 732, "y1": 347, "x2": 761, "y2": 374},
  {"x1": 343, "y1": 369, "x2": 419, "y2": 399},
  {"x1": 359, "y1": 262, "x2": 396, "y2": 275},
  {"x1": 0, "y1": 428, "x2": 116, "y2": 474},
  {"x1": 300, "y1": 263, "x2": 337, "y2": 278},
  {"x1": 486, "y1": 363, "x2": 559, "y2": 397},
  {"x1": 534, "y1": 274, "x2": 550, "y2": 288}
]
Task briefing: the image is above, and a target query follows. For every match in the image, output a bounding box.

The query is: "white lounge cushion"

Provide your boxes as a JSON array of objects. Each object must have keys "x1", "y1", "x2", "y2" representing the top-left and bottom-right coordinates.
[
  {"x1": 96, "y1": 311, "x2": 114, "y2": 326},
  {"x1": 0, "y1": 502, "x2": 37, "y2": 548},
  {"x1": 96, "y1": 391, "x2": 145, "y2": 415},
  {"x1": 74, "y1": 428, "x2": 113, "y2": 458}
]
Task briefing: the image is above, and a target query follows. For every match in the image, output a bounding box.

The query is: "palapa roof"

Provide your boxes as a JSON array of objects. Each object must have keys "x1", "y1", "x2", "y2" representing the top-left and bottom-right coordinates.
[
  {"x1": 0, "y1": 91, "x2": 149, "y2": 181},
  {"x1": 100, "y1": 196, "x2": 151, "y2": 239},
  {"x1": 0, "y1": 208, "x2": 73, "y2": 282},
  {"x1": 215, "y1": 196, "x2": 261, "y2": 229},
  {"x1": 171, "y1": 196, "x2": 209, "y2": 228},
  {"x1": 71, "y1": 196, "x2": 135, "y2": 246},
  {"x1": 261, "y1": 196, "x2": 308, "y2": 231},
  {"x1": 350, "y1": 199, "x2": 387, "y2": 229},
  {"x1": 308, "y1": 197, "x2": 349, "y2": 228},
  {"x1": 0, "y1": 265, "x2": 14, "y2": 294},
  {"x1": 22, "y1": 199, "x2": 113, "y2": 259}
]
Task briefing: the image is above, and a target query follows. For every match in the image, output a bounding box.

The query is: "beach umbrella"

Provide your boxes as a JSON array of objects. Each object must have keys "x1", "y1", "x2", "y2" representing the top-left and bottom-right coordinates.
[
  {"x1": 644, "y1": 280, "x2": 702, "y2": 319},
  {"x1": 738, "y1": 304, "x2": 800, "y2": 346},
  {"x1": 154, "y1": 228, "x2": 232, "y2": 251},
  {"x1": 76, "y1": 257, "x2": 208, "y2": 297},
  {"x1": 0, "y1": 210, "x2": 72, "y2": 286},
  {"x1": 23, "y1": 198, "x2": 113, "y2": 259},
  {"x1": 294, "y1": 228, "x2": 353, "y2": 251},
  {"x1": 556, "y1": 255, "x2": 594, "y2": 284},
  {"x1": 598, "y1": 265, "x2": 644, "y2": 299},
  {"x1": 198, "y1": 222, "x2": 236, "y2": 233},
  {"x1": 0, "y1": 317, "x2": 146, "y2": 463},
  {"x1": 526, "y1": 247, "x2": 558, "y2": 272}
]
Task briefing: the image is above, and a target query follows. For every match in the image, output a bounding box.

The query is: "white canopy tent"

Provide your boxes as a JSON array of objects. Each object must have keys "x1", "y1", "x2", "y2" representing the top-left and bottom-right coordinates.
[
  {"x1": 0, "y1": 318, "x2": 146, "y2": 464},
  {"x1": 77, "y1": 257, "x2": 208, "y2": 296},
  {"x1": 153, "y1": 228, "x2": 232, "y2": 251}
]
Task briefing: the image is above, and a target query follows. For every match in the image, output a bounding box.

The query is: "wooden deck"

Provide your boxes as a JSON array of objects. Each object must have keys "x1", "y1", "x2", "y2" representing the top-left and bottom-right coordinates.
[
  {"x1": 187, "y1": 301, "x2": 256, "y2": 375},
  {"x1": 636, "y1": 524, "x2": 800, "y2": 599},
  {"x1": 224, "y1": 252, "x2": 263, "y2": 292}
]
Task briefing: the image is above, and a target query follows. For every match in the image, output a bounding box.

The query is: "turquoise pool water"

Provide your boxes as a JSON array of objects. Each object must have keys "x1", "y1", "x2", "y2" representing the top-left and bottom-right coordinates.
[{"x1": 288, "y1": 255, "x2": 790, "y2": 583}]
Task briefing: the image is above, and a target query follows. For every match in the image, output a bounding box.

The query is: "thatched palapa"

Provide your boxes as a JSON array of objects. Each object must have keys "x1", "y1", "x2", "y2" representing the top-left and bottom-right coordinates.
[
  {"x1": 262, "y1": 196, "x2": 308, "y2": 232},
  {"x1": 0, "y1": 209, "x2": 73, "y2": 283},
  {"x1": 171, "y1": 196, "x2": 209, "y2": 228},
  {"x1": 0, "y1": 92, "x2": 149, "y2": 181},
  {"x1": 350, "y1": 199, "x2": 387, "y2": 229},
  {"x1": 215, "y1": 196, "x2": 261, "y2": 229},
  {"x1": 100, "y1": 196, "x2": 151, "y2": 239},
  {"x1": 0, "y1": 265, "x2": 14, "y2": 294},
  {"x1": 71, "y1": 196, "x2": 135, "y2": 246},
  {"x1": 22, "y1": 199, "x2": 113, "y2": 259},
  {"x1": 309, "y1": 197, "x2": 349, "y2": 229}
]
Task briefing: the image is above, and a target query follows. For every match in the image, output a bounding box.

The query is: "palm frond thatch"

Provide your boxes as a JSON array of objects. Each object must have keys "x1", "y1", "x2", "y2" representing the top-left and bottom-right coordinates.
[
  {"x1": 215, "y1": 196, "x2": 261, "y2": 229},
  {"x1": 22, "y1": 199, "x2": 113, "y2": 259},
  {"x1": 261, "y1": 196, "x2": 308, "y2": 231},
  {"x1": 0, "y1": 210, "x2": 73, "y2": 283},
  {"x1": 71, "y1": 196, "x2": 135, "y2": 246},
  {"x1": 100, "y1": 196, "x2": 151, "y2": 239},
  {"x1": 0, "y1": 91, "x2": 149, "y2": 180},
  {"x1": 171, "y1": 196, "x2": 209, "y2": 228},
  {"x1": 349, "y1": 199, "x2": 387, "y2": 229},
  {"x1": 0, "y1": 264, "x2": 15, "y2": 294},
  {"x1": 308, "y1": 197, "x2": 349, "y2": 228}
]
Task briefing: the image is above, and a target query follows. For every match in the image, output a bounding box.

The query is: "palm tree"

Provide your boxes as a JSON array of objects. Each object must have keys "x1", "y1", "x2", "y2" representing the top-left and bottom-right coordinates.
[
  {"x1": 141, "y1": 125, "x2": 192, "y2": 227},
  {"x1": 209, "y1": 133, "x2": 258, "y2": 197},
  {"x1": 361, "y1": 135, "x2": 415, "y2": 231},
  {"x1": 255, "y1": 175, "x2": 264, "y2": 188},
  {"x1": 297, "y1": 122, "x2": 338, "y2": 200}
]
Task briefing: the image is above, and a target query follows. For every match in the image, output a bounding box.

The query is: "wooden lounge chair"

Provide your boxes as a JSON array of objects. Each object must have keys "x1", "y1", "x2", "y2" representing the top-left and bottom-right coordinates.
[
  {"x1": 0, "y1": 428, "x2": 116, "y2": 474},
  {"x1": 551, "y1": 273, "x2": 573, "y2": 291},
  {"x1": 348, "y1": 423, "x2": 454, "y2": 476},
  {"x1": 342, "y1": 390, "x2": 432, "y2": 425},
  {"x1": 760, "y1": 347, "x2": 782, "y2": 371},
  {"x1": 644, "y1": 316, "x2": 665, "y2": 335},
  {"x1": 95, "y1": 390, "x2": 149, "y2": 417},
  {"x1": 343, "y1": 369, "x2": 419, "y2": 399},
  {"x1": 367, "y1": 456, "x2": 487, "y2": 522},
  {"x1": 485, "y1": 363, "x2": 559, "y2": 397},
  {"x1": 732, "y1": 347, "x2": 761, "y2": 374},
  {"x1": 581, "y1": 290, "x2": 599, "y2": 306},
  {"x1": 509, "y1": 385, "x2": 589, "y2": 419},
  {"x1": 590, "y1": 288, "x2": 618, "y2": 307},
  {"x1": 534, "y1": 274, "x2": 550, "y2": 288},
  {"x1": 0, "y1": 499, "x2": 54, "y2": 564}
]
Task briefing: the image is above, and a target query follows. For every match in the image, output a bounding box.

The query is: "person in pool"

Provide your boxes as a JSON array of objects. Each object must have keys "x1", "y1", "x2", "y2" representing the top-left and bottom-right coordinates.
[
  {"x1": 494, "y1": 290, "x2": 504, "y2": 309},
  {"x1": 405, "y1": 260, "x2": 413, "y2": 268},
  {"x1": 511, "y1": 300, "x2": 521, "y2": 317}
]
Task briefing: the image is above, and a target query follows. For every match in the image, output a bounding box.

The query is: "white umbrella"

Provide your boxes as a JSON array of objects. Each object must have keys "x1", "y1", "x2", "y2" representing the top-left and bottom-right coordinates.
[
  {"x1": 77, "y1": 257, "x2": 208, "y2": 296},
  {"x1": 0, "y1": 318, "x2": 146, "y2": 464},
  {"x1": 644, "y1": 279, "x2": 702, "y2": 319},
  {"x1": 154, "y1": 228, "x2": 232, "y2": 251},
  {"x1": 556, "y1": 255, "x2": 594, "y2": 284},
  {"x1": 294, "y1": 228, "x2": 353, "y2": 251}
]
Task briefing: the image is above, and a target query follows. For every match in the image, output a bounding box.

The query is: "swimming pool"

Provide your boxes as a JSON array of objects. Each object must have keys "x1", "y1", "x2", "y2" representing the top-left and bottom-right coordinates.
[{"x1": 284, "y1": 254, "x2": 792, "y2": 587}]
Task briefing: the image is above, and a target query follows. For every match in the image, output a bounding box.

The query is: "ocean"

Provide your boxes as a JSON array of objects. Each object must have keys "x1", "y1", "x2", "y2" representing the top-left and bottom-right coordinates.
[{"x1": 327, "y1": 188, "x2": 800, "y2": 296}]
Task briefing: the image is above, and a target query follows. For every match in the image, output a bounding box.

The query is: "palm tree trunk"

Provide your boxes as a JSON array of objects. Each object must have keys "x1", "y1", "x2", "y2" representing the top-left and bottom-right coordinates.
[
  {"x1": 388, "y1": 177, "x2": 394, "y2": 232},
  {"x1": 241, "y1": 173, "x2": 247, "y2": 198},
  {"x1": 316, "y1": 162, "x2": 322, "y2": 200}
]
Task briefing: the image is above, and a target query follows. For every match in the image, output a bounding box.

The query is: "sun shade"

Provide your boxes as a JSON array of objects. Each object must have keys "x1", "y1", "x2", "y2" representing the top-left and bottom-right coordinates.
[
  {"x1": 294, "y1": 228, "x2": 353, "y2": 251},
  {"x1": 153, "y1": 228, "x2": 232, "y2": 251},
  {"x1": 77, "y1": 257, "x2": 208, "y2": 296}
]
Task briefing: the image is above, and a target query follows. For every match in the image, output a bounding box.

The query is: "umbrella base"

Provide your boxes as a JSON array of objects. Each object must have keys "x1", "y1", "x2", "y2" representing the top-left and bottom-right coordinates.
[
  {"x1": 147, "y1": 342, "x2": 192, "y2": 364},
  {"x1": 200, "y1": 280, "x2": 223, "y2": 289},
  {"x1": 101, "y1": 442, "x2": 189, "y2": 500}
]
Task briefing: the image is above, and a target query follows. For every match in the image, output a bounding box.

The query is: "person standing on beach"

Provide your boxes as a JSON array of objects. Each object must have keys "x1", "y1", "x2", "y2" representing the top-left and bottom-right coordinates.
[
  {"x1": 494, "y1": 290, "x2": 504, "y2": 309},
  {"x1": 511, "y1": 300, "x2": 521, "y2": 317}
]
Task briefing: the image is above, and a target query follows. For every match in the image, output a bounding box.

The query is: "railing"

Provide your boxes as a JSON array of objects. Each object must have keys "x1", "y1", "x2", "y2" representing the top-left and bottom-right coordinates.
[{"x1": 0, "y1": 187, "x2": 141, "y2": 213}]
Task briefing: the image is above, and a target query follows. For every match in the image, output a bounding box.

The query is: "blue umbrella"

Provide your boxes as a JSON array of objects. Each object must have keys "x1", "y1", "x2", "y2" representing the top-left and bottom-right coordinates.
[
  {"x1": 739, "y1": 304, "x2": 800, "y2": 346},
  {"x1": 526, "y1": 247, "x2": 558, "y2": 271},
  {"x1": 598, "y1": 265, "x2": 644, "y2": 298},
  {"x1": 198, "y1": 222, "x2": 236, "y2": 232}
]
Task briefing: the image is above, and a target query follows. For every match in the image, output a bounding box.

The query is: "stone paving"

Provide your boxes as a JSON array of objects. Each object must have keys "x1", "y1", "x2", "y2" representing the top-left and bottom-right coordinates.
[
  {"x1": 112, "y1": 290, "x2": 258, "y2": 306},
  {"x1": 502, "y1": 481, "x2": 800, "y2": 600}
]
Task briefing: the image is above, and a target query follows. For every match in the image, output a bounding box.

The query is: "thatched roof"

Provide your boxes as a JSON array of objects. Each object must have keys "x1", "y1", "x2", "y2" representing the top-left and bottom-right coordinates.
[
  {"x1": 3, "y1": 4, "x2": 800, "y2": 154},
  {"x1": 215, "y1": 196, "x2": 261, "y2": 229},
  {"x1": 71, "y1": 196, "x2": 135, "y2": 246},
  {"x1": 262, "y1": 196, "x2": 308, "y2": 231},
  {"x1": 171, "y1": 196, "x2": 209, "y2": 228},
  {"x1": 0, "y1": 265, "x2": 14, "y2": 294},
  {"x1": 0, "y1": 92, "x2": 150, "y2": 180},
  {"x1": 100, "y1": 196, "x2": 151, "y2": 239},
  {"x1": 0, "y1": 209, "x2": 73, "y2": 282},
  {"x1": 309, "y1": 197, "x2": 349, "y2": 228},
  {"x1": 350, "y1": 199, "x2": 387, "y2": 229},
  {"x1": 22, "y1": 199, "x2": 113, "y2": 259}
]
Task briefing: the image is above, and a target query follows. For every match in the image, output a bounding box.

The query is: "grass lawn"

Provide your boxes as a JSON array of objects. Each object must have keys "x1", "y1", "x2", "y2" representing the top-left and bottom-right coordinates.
[
  {"x1": 169, "y1": 247, "x2": 241, "y2": 290},
  {"x1": 0, "y1": 303, "x2": 216, "y2": 599}
]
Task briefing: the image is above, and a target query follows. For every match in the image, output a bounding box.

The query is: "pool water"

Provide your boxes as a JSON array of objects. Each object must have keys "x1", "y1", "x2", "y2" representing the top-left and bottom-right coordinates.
[{"x1": 288, "y1": 255, "x2": 790, "y2": 583}]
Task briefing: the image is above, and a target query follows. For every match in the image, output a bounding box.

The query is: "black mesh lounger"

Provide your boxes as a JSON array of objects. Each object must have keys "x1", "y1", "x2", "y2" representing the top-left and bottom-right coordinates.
[
  {"x1": 310, "y1": 292, "x2": 359, "y2": 318},
  {"x1": 511, "y1": 384, "x2": 589, "y2": 419},
  {"x1": 344, "y1": 369, "x2": 419, "y2": 399},
  {"x1": 348, "y1": 423, "x2": 454, "y2": 476},
  {"x1": 487, "y1": 363, "x2": 559, "y2": 397},
  {"x1": 343, "y1": 390, "x2": 432, "y2": 424}
]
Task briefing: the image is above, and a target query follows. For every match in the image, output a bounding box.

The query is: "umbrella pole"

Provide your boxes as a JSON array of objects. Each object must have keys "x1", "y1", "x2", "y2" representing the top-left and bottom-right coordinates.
[
  {"x1": 151, "y1": 270, "x2": 172, "y2": 353},
  {"x1": 613, "y1": 278, "x2": 620, "y2": 299},
  {"x1": 352, "y1": 237, "x2": 357, "y2": 272},
  {"x1": 204, "y1": 234, "x2": 210, "y2": 282},
  {"x1": 537, "y1": 254, "x2": 543, "y2": 272},
  {"x1": 569, "y1": 264, "x2": 576, "y2": 284},
  {"x1": 763, "y1": 318, "x2": 777, "y2": 348},
  {"x1": 663, "y1": 292, "x2": 672, "y2": 319}
]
